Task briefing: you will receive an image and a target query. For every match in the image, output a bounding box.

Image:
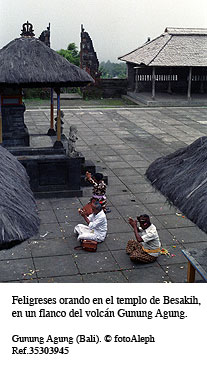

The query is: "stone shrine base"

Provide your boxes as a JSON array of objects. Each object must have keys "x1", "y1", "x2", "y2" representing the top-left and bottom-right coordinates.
[
  {"x1": 9, "y1": 146, "x2": 84, "y2": 197},
  {"x1": 8, "y1": 131, "x2": 97, "y2": 198}
]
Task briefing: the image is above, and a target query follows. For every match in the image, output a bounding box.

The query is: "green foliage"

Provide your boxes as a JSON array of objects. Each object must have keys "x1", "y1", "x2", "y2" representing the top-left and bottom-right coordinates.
[
  {"x1": 100, "y1": 60, "x2": 127, "y2": 79},
  {"x1": 57, "y1": 43, "x2": 80, "y2": 66},
  {"x1": 67, "y1": 43, "x2": 79, "y2": 56},
  {"x1": 23, "y1": 88, "x2": 50, "y2": 99}
]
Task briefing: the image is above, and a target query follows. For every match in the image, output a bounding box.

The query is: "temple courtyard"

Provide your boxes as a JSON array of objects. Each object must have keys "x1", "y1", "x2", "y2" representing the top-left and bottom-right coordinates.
[{"x1": 1, "y1": 102, "x2": 207, "y2": 283}]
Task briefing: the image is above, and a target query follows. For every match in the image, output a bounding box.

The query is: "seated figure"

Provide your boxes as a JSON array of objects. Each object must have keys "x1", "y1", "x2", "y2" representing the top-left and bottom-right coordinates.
[
  {"x1": 84, "y1": 171, "x2": 107, "y2": 213},
  {"x1": 127, "y1": 214, "x2": 161, "y2": 263},
  {"x1": 74, "y1": 201, "x2": 107, "y2": 243}
]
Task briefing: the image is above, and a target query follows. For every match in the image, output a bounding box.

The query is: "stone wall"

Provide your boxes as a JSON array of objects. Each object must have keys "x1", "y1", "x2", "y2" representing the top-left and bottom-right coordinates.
[
  {"x1": 99, "y1": 79, "x2": 127, "y2": 97},
  {"x1": 83, "y1": 78, "x2": 127, "y2": 98}
]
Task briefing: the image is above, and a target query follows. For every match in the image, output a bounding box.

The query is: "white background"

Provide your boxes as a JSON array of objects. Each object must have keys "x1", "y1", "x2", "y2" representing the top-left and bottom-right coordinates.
[{"x1": 1, "y1": 283, "x2": 206, "y2": 376}]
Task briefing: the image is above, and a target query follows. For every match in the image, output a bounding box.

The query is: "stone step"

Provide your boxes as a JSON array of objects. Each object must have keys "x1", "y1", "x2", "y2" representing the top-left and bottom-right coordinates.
[
  {"x1": 53, "y1": 93, "x2": 83, "y2": 100},
  {"x1": 9, "y1": 147, "x2": 65, "y2": 156},
  {"x1": 34, "y1": 189, "x2": 83, "y2": 199},
  {"x1": 124, "y1": 92, "x2": 207, "y2": 107}
]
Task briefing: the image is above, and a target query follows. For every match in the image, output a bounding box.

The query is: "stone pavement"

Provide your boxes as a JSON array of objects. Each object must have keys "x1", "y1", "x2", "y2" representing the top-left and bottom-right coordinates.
[{"x1": 1, "y1": 105, "x2": 207, "y2": 283}]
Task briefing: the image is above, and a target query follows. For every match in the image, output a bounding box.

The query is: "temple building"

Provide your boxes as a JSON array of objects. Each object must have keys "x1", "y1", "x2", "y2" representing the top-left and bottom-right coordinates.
[
  {"x1": 80, "y1": 25, "x2": 101, "y2": 81},
  {"x1": 119, "y1": 28, "x2": 207, "y2": 104},
  {"x1": 39, "y1": 23, "x2": 51, "y2": 47}
]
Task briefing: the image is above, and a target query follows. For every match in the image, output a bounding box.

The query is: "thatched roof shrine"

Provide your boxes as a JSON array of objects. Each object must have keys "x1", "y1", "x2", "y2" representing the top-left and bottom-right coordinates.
[
  {"x1": 119, "y1": 28, "x2": 207, "y2": 67},
  {"x1": 0, "y1": 145, "x2": 40, "y2": 245},
  {"x1": 0, "y1": 22, "x2": 94, "y2": 147},
  {"x1": 146, "y1": 137, "x2": 207, "y2": 233},
  {"x1": 0, "y1": 23, "x2": 94, "y2": 88}
]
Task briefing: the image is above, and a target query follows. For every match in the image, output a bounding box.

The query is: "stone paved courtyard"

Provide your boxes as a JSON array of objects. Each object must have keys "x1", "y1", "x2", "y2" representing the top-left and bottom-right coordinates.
[{"x1": 1, "y1": 105, "x2": 207, "y2": 283}]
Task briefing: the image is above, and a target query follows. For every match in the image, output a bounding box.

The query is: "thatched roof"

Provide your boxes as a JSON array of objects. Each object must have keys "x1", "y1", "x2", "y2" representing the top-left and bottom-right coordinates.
[
  {"x1": 145, "y1": 137, "x2": 207, "y2": 233},
  {"x1": 119, "y1": 27, "x2": 207, "y2": 67},
  {"x1": 0, "y1": 145, "x2": 40, "y2": 244},
  {"x1": 0, "y1": 36, "x2": 94, "y2": 88}
]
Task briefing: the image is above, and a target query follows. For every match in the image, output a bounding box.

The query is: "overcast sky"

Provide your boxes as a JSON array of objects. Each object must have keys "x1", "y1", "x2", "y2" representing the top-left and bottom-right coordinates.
[{"x1": 1, "y1": 0, "x2": 207, "y2": 62}]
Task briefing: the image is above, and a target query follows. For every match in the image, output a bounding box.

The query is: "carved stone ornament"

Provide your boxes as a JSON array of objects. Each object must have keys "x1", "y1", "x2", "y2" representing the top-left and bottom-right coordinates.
[{"x1": 20, "y1": 21, "x2": 35, "y2": 37}]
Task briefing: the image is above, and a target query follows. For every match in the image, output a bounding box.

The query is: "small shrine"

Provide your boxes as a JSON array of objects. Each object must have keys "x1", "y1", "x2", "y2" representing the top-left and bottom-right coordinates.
[{"x1": 0, "y1": 22, "x2": 96, "y2": 198}]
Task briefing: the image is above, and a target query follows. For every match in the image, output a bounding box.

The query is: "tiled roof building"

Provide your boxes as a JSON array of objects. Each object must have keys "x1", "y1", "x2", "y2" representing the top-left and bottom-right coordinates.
[{"x1": 119, "y1": 28, "x2": 207, "y2": 99}]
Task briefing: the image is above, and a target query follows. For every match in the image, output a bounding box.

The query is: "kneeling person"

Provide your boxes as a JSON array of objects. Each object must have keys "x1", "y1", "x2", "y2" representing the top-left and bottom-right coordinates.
[
  {"x1": 127, "y1": 214, "x2": 161, "y2": 263},
  {"x1": 74, "y1": 201, "x2": 107, "y2": 242}
]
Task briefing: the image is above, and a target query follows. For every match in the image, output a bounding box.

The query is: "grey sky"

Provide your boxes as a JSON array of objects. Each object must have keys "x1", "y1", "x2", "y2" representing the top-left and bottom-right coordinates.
[{"x1": 1, "y1": 0, "x2": 207, "y2": 62}]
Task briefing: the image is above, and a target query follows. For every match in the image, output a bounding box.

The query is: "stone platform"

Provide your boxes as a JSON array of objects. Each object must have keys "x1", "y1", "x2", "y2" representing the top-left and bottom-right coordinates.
[
  {"x1": 125, "y1": 91, "x2": 207, "y2": 107},
  {"x1": 1, "y1": 105, "x2": 207, "y2": 283},
  {"x1": 53, "y1": 92, "x2": 83, "y2": 100},
  {"x1": 8, "y1": 134, "x2": 97, "y2": 198}
]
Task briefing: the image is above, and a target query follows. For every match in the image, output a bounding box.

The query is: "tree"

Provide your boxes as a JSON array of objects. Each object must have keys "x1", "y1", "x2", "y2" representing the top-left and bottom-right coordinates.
[
  {"x1": 99, "y1": 61, "x2": 127, "y2": 79},
  {"x1": 67, "y1": 43, "x2": 79, "y2": 57},
  {"x1": 57, "y1": 43, "x2": 80, "y2": 66}
]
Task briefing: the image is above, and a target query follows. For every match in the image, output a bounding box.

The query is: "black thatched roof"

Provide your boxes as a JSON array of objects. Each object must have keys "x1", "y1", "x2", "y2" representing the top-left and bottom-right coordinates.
[
  {"x1": 146, "y1": 137, "x2": 207, "y2": 233},
  {"x1": 0, "y1": 36, "x2": 94, "y2": 88},
  {"x1": 0, "y1": 145, "x2": 40, "y2": 244}
]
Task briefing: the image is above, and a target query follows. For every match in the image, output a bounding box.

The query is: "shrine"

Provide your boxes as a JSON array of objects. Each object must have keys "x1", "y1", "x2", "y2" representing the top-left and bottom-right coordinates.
[{"x1": 0, "y1": 22, "x2": 95, "y2": 197}]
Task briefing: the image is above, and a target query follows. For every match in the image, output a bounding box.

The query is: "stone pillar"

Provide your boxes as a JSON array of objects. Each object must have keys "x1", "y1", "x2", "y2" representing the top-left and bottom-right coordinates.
[
  {"x1": 134, "y1": 69, "x2": 139, "y2": 92},
  {"x1": 127, "y1": 63, "x2": 136, "y2": 91},
  {"x1": 152, "y1": 67, "x2": 156, "y2": 99},
  {"x1": 53, "y1": 89, "x2": 63, "y2": 149},
  {"x1": 187, "y1": 67, "x2": 192, "y2": 100},
  {"x1": 2, "y1": 104, "x2": 29, "y2": 147},
  {"x1": 47, "y1": 88, "x2": 56, "y2": 136}
]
